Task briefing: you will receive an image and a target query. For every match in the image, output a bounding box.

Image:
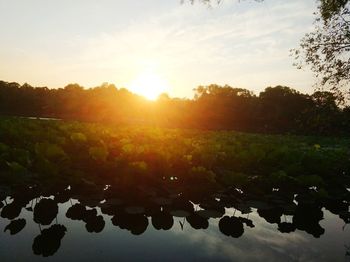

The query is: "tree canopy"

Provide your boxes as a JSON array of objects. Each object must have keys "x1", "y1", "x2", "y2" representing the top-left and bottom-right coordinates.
[
  {"x1": 293, "y1": 0, "x2": 350, "y2": 98},
  {"x1": 0, "y1": 80, "x2": 349, "y2": 136}
]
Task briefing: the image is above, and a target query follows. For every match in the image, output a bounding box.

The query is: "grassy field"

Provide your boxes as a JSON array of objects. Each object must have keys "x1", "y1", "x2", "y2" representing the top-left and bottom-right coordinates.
[{"x1": 0, "y1": 117, "x2": 349, "y2": 199}]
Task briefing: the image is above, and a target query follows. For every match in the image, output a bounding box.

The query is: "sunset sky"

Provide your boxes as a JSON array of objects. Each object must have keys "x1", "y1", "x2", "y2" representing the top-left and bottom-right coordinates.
[{"x1": 0, "y1": 0, "x2": 318, "y2": 98}]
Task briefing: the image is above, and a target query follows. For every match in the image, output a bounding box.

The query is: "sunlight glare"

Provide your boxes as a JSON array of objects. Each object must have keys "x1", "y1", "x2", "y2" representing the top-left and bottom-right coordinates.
[{"x1": 129, "y1": 71, "x2": 170, "y2": 100}]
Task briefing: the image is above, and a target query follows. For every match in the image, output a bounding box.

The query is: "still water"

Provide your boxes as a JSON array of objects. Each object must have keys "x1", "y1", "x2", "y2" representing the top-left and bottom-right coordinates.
[{"x1": 0, "y1": 185, "x2": 349, "y2": 262}]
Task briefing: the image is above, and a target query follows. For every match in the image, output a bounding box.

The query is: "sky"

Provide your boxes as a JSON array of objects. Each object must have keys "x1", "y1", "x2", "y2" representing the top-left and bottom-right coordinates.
[{"x1": 0, "y1": 0, "x2": 318, "y2": 98}]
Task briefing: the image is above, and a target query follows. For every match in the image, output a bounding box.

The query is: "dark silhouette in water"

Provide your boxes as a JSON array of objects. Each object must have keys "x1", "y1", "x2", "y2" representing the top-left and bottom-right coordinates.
[
  {"x1": 66, "y1": 204, "x2": 105, "y2": 233},
  {"x1": 278, "y1": 222, "x2": 296, "y2": 233},
  {"x1": 293, "y1": 204, "x2": 325, "y2": 238},
  {"x1": 32, "y1": 224, "x2": 67, "y2": 257},
  {"x1": 238, "y1": 217, "x2": 255, "y2": 228},
  {"x1": 4, "y1": 218, "x2": 26, "y2": 235},
  {"x1": 34, "y1": 199, "x2": 58, "y2": 225},
  {"x1": 186, "y1": 213, "x2": 209, "y2": 229},
  {"x1": 83, "y1": 209, "x2": 105, "y2": 233},
  {"x1": 112, "y1": 211, "x2": 149, "y2": 235},
  {"x1": 66, "y1": 203, "x2": 87, "y2": 220},
  {"x1": 1, "y1": 201, "x2": 22, "y2": 220},
  {"x1": 151, "y1": 211, "x2": 174, "y2": 230},
  {"x1": 257, "y1": 207, "x2": 284, "y2": 224},
  {"x1": 218, "y1": 216, "x2": 244, "y2": 238},
  {"x1": 0, "y1": 184, "x2": 348, "y2": 256}
]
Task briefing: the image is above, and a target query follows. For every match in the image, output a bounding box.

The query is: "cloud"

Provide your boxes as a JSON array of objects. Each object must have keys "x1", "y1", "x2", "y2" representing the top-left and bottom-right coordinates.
[
  {"x1": 0, "y1": 0, "x2": 317, "y2": 96},
  {"x1": 169, "y1": 208, "x2": 336, "y2": 262}
]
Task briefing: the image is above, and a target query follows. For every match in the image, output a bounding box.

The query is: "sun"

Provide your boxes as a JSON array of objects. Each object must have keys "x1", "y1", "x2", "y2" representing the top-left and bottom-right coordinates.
[{"x1": 128, "y1": 71, "x2": 170, "y2": 100}]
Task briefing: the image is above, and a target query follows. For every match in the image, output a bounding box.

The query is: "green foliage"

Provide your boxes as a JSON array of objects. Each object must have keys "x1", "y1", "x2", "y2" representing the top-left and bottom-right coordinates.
[
  {"x1": 130, "y1": 161, "x2": 148, "y2": 172},
  {"x1": 0, "y1": 117, "x2": 349, "y2": 190},
  {"x1": 35, "y1": 143, "x2": 66, "y2": 161},
  {"x1": 319, "y1": 0, "x2": 349, "y2": 21},
  {"x1": 89, "y1": 146, "x2": 108, "y2": 162},
  {"x1": 32, "y1": 156, "x2": 59, "y2": 177},
  {"x1": 6, "y1": 161, "x2": 27, "y2": 175},
  {"x1": 0, "y1": 142, "x2": 9, "y2": 153},
  {"x1": 267, "y1": 171, "x2": 297, "y2": 188},
  {"x1": 70, "y1": 132, "x2": 87, "y2": 143},
  {"x1": 221, "y1": 171, "x2": 249, "y2": 187},
  {"x1": 293, "y1": 0, "x2": 350, "y2": 94},
  {"x1": 189, "y1": 166, "x2": 216, "y2": 183},
  {"x1": 296, "y1": 175, "x2": 325, "y2": 188}
]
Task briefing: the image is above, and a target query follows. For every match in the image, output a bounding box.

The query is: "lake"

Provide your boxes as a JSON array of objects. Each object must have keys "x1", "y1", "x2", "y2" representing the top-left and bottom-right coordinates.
[{"x1": 0, "y1": 185, "x2": 349, "y2": 261}]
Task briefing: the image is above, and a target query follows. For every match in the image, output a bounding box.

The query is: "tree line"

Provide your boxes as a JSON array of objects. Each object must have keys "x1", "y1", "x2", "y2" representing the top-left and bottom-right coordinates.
[{"x1": 0, "y1": 80, "x2": 349, "y2": 135}]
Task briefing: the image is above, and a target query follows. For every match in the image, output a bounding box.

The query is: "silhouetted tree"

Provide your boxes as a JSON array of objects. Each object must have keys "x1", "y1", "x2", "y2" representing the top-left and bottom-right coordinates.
[
  {"x1": 293, "y1": 0, "x2": 350, "y2": 96},
  {"x1": 0, "y1": 80, "x2": 349, "y2": 135}
]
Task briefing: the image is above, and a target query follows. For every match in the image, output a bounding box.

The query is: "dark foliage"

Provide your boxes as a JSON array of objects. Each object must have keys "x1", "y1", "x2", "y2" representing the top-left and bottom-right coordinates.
[
  {"x1": 32, "y1": 224, "x2": 67, "y2": 257},
  {"x1": 4, "y1": 219, "x2": 26, "y2": 235},
  {"x1": 0, "y1": 81, "x2": 349, "y2": 136},
  {"x1": 293, "y1": 0, "x2": 350, "y2": 94}
]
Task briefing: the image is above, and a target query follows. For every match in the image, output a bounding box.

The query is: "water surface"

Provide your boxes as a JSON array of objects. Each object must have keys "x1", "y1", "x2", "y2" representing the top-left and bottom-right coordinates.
[{"x1": 0, "y1": 186, "x2": 349, "y2": 262}]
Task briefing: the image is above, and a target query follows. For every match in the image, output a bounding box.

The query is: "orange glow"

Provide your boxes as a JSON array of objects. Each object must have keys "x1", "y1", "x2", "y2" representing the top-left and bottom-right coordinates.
[{"x1": 128, "y1": 71, "x2": 170, "y2": 100}]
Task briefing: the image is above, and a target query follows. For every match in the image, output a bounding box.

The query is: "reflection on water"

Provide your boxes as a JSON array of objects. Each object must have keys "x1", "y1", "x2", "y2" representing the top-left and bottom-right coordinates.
[{"x1": 0, "y1": 184, "x2": 349, "y2": 261}]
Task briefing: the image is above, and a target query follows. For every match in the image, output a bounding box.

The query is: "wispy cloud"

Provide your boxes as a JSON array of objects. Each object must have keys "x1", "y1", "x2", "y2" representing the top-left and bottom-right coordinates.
[{"x1": 0, "y1": 0, "x2": 317, "y2": 97}]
